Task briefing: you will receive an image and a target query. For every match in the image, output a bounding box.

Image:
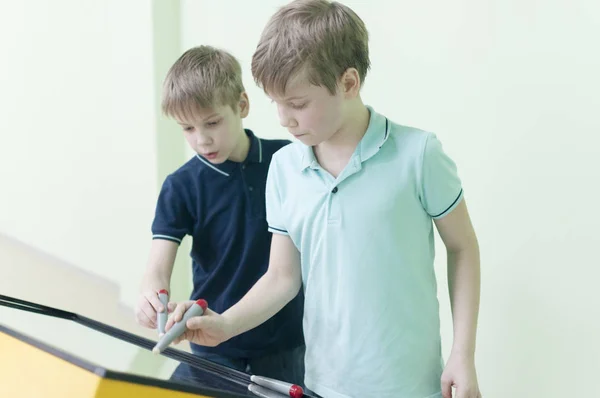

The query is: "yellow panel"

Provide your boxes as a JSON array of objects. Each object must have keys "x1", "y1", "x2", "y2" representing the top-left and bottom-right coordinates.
[
  {"x1": 0, "y1": 331, "x2": 102, "y2": 398},
  {"x1": 96, "y1": 378, "x2": 214, "y2": 398}
]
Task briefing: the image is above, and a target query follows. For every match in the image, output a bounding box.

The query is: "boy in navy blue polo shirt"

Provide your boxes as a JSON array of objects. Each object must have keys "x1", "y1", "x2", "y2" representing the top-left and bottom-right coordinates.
[{"x1": 134, "y1": 45, "x2": 305, "y2": 387}]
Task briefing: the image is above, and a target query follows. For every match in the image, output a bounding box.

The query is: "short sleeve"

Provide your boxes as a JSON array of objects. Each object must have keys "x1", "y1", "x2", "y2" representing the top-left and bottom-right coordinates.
[
  {"x1": 265, "y1": 159, "x2": 288, "y2": 235},
  {"x1": 151, "y1": 176, "x2": 193, "y2": 244},
  {"x1": 419, "y1": 133, "x2": 463, "y2": 219}
]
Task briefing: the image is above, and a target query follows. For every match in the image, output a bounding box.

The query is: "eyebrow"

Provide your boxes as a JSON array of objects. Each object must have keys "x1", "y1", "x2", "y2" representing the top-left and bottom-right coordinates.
[{"x1": 176, "y1": 113, "x2": 220, "y2": 125}]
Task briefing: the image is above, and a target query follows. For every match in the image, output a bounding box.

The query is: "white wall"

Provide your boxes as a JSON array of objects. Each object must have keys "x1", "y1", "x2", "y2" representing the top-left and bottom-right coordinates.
[
  {"x1": 0, "y1": 0, "x2": 157, "y2": 307},
  {"x1": 1, "y1": 0, "x2": 597, "y2": 393},
  {"x1": 0, "y1": 0, "x2": 195, "y2": 381},
  {"x1": 181, "y1": 1, "x2": 600, "y2": 396}
]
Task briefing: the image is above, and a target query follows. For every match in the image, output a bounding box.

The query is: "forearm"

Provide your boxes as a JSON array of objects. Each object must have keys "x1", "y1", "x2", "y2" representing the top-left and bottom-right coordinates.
[
  {"x1": 141, "y1": 240, "x2": 178, "y2": 292},
  {"x1": 141, "y1": 269, "x2": 171, "y2": 291},
  {"x1": 222, "y1": 267, "x2": 301, "y2": 339},
  {"x1": 447, "y1": 243, "x2": 480, "y2": 358}
]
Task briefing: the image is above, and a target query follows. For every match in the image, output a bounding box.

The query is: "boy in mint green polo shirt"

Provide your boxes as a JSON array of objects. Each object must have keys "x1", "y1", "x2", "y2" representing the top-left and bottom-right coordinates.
[{"x1": 166, "y1": 1, "x2": 482, "y2": 397}]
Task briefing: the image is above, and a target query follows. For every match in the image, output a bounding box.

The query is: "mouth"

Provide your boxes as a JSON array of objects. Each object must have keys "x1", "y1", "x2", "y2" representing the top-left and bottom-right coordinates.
[{"x1": 202, "y1": 151, "x2": 219, "y2": 160}]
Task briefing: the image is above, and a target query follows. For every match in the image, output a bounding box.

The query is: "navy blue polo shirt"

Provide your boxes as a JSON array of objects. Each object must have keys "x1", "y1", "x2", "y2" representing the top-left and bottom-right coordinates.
[{"x1": 151, "y1": 129, "x2": 304, "y2": 358}]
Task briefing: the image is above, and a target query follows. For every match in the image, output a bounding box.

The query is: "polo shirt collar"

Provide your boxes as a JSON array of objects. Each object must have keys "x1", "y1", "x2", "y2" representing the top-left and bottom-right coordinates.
[
  {"x1": 300, "y1": 144, "x2": 320, "y2": 170},
  {"x1": 358, "y1": 105, "x2": 390, "y2": 162},
  {"x1": 244, "y1": 129, "x2": 263, "y2": 164},
  {"x1": 195, "y1": 129, "x2": 262, "y2": 177},
  {"x1": 299, "y1": 105, "x2": 390, "y2": 171}
]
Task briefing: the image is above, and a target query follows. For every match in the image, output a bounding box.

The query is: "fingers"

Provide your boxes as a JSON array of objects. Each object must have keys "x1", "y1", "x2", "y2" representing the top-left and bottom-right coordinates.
[
  {"x1": 455, "y1": 386, "x2": 480, "y2": 398},
  {"x1": 165, "y1": 301, "x2": 193, "y2": 331},
  {"x1": 136, "y1": 291, "x2": 164, "y2": 325},
  {"x1": 146, "y1": 292, "x2": 165, "y2": 313},
  {"x1": 172, "y1": 301, "x2": 190, "y2": 322},
  {"x1": 162, "y1": 301, "x2": 217, "y2": 347},
  {"x1": 135, "y1": 306, "x2": 156, "y2": 328},
  {"x1": 186, "y1": 315, "x2": 207, "y2": 330},
  {"x1": 441, "y1": 377, "x2": 453, "y2": 398},
  {"x1": 185, "y1": 308, "x2": 216, "y2": 330},
  {"x1": 173, "y1": 329, "x2": 192, "y2": 345},
  {"x1": 167, "y1": 301, "x2": 178, "y2": 313},
  {"x1": 136, "y1": 297, "x2": 157, "y2": 328}
]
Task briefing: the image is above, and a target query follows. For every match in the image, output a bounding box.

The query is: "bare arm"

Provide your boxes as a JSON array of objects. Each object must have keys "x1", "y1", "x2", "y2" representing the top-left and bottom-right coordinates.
[
  {"x1": 141, "y1": 239, "x2": 178, "y2": 291},
  {"x1": 135, "y1": 239, "x2": 179, "y2": 328},
  {"x1": 169, "y1": 233, "x2": 302, "y2": 346},
  {"x1": 222, "y1": 233, "x2": 302, "y2": 337},
  {"x1": 434, "y1": 198, "x2": 480, "y2": 358}
]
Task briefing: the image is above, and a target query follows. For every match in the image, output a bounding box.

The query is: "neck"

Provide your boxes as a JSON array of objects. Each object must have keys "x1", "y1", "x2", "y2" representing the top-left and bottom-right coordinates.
[
  {"x1": 316, "y1": 99, "x2": 370, "y2": 157},
  {"x1": 229, "y1": 128, "x2": 251, "y2": 163}
]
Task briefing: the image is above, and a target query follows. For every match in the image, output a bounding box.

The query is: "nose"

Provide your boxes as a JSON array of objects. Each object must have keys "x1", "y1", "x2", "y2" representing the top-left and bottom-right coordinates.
[
  {"x1": 277, "y1": 104, "x2": 298, "y2": 128},
  {"x1": 194, "y1": 131, "x2": 212, "y2": 147}
]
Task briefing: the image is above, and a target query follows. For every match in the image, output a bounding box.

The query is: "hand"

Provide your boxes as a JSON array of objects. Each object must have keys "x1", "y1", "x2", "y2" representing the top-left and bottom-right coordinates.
[
  {"x1": 135, "y1": 290, "x2": 176, "y2": 329},
  {"x1": 441, "y1": 352, "x2": 481, "y2": 398},
  {"x1": 165, "y1": 301, "x2": 233, "y2": 347}
]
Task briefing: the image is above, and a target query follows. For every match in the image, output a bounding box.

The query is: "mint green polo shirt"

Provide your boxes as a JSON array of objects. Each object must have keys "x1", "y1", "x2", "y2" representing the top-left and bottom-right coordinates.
[{"x1": 265, "y1": 106, "x2": 463, "y2": 398}]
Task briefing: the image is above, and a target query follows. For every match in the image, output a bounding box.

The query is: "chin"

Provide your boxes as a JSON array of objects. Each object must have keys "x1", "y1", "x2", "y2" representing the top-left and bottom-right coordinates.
[
  {"x1": 199, "y1": 154, "x2": 225, "y2": 164},
  {"x1": 296, "y1": 135, "x2": 323, "y2": 147},
  {"x1": 207, "y1": 158, "x2": 226, "y2": 165}
]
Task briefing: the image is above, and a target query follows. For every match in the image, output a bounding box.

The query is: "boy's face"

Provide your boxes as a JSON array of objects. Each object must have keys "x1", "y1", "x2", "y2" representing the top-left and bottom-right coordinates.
[
  {"x1": 267, "y1": 73, "x2": 346, "y2": 147},
  {"x1": 175, "y1": 94, "x2": 249, "y2": 164}
]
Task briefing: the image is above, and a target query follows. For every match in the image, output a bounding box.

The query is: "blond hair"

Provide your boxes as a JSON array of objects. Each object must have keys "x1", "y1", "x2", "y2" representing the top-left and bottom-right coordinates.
[
  {"x1": 252, "y1": 0, "x2": 370, "y2": 96},
  {"x1": 162, "y1": 46, "x2": 245, "y2": 120}
]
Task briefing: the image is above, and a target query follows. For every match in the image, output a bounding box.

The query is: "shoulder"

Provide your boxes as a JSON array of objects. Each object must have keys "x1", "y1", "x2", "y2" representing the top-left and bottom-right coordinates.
[
  {"x1": 160, "y1": 156, "x2": 208, "y2": 194},
  {"x1": 170, "y1": 155, "x2": 211, "y2": 179},
  {"x1": 387, "y1": 120, "x2": 432, "y2": 152},
  {"x1": 265, "y1": 142, "x2": 306, "y2": 197},
  {"x1": 388, "y1": 122, "x2": 454, "y2": 170},
  {"x1": 270, "y1": 140, "x2": 304, "y2": 168},
  {"x1": 382, "y1": 118, "x2": 444, "y2": 165}
]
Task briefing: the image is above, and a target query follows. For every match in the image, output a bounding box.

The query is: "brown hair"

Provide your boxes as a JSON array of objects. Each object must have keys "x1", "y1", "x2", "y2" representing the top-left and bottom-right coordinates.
[
  {"x1": 162, "y1": 45, "x2": 245, "y2": 120},
  {"x1": 252, "y1": 0, "x2": 370, "y2": 96}
]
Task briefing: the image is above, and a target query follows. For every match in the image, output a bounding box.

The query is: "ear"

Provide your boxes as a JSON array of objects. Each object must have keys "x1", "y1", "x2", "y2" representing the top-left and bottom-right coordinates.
[
  {"x1": 339, "y1": 68, "x2": 361, "y2": 99},
  {"x1": 238, "y1": 92, "x2": 250, "y2": 118}
]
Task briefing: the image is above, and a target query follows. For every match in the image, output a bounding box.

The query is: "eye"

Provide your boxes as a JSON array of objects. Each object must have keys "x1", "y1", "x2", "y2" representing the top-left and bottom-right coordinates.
[
  {"x1": 290, "y1": 102, "x2": 307, "y2": 110},
  {"x1": 183, "y1": 126, "x2": 194, "y2": 132},
  {"x1": 206, "y1": 119, "x2": 221, "y2": 127}
]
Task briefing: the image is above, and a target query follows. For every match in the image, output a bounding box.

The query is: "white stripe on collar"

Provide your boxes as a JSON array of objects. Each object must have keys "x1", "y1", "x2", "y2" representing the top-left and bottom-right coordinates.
[
  {"x1": 195, "y1": 154, "x2": 229, "y2": 177},
  {"x1": 258, "y1": 138, "x2": 263, "y2": 163}
]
